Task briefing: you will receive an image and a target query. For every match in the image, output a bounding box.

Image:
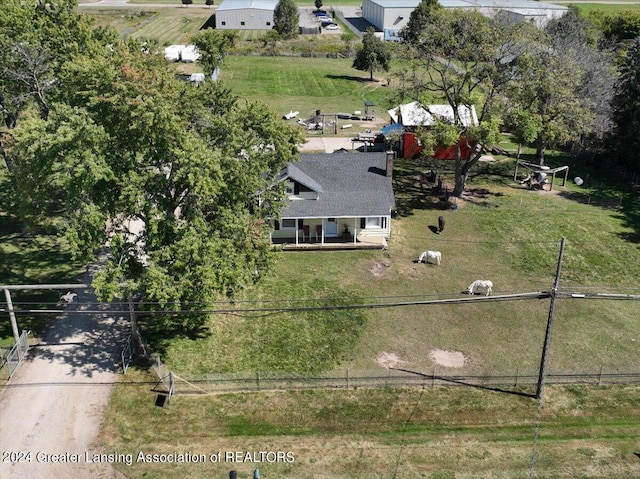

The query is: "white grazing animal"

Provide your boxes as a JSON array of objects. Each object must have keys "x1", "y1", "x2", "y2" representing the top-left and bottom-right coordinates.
[
  {"x1": 418, "y1": 250, "x2": 441, "y2": 265},
  {"x1": 466, "y1": 280, "x2": 493, "y2": 296}
]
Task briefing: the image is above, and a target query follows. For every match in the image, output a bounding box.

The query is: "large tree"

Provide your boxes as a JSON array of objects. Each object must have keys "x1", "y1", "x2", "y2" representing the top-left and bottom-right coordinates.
[
  {"x1": 0, "y1": 0, "x2": 115, "y2": 171},
  {"x1": 506, "y1": 9, "x2": 615, "y2": 164},
  {"x1": 7, "y1": 42, "x2": 303, "y2": 328},
  {"x1": 404, "y1": 10, "x2": 536, "y2": 196},
  {"x1": 191, "y1": 29, "x2": 238, "y2": 78},
  {"x1": 401, "y1": 0, "x2": 441, "y2": 45},
  {"x1": 352, "y1": 27, "x2": 391, "y2": 81},
  {"x1": 611, "y1": 36, "x2": 640, "y2": 173},
  {"x1": 273, "y1": 0, "x2": 299, "y2": 39}
]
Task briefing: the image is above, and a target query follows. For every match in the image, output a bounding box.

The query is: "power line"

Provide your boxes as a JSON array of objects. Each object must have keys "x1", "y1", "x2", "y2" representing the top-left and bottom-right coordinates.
[{"x1": 0, "y1": 291, "x2": 551, "y2": 316}]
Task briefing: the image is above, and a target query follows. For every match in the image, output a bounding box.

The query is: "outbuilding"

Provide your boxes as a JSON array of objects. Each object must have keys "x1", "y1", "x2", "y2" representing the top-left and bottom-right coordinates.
[
  {"x1": 362, "y1": 0, "x2": 568, "y2": 38},
  {"x1": 215, "y1": 0, "x2": 278, "y2": 29}
]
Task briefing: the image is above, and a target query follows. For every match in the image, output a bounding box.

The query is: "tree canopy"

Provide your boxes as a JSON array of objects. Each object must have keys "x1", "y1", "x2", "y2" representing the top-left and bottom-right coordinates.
[
  {"x1": 611, "y1": 36, "x2": 640, "y2": 173},
  {"x1": 191, "y1": 29, "x2": 238, "y2": 78},
  {"x1": 4, "y1": 20, "x2": 303, "y2": 329},
  {"x1": 402, "y1": 10, "x2": 533, "y2": 196},
  {"x1": 401, "y1": 0, "x2": 441, "y2": 45},
  {"x1": 505, "y1": 10, "x2": 615, "y2": 164},
  {"x1": 0, "y1": 0, "x2": 116, "y2": 168},
  {"x1": 273, "y1": 0, "x2": 299, "y2": 39},
  {"x1": 352, "y1": 27, "x2": 391, "y2": 81}
]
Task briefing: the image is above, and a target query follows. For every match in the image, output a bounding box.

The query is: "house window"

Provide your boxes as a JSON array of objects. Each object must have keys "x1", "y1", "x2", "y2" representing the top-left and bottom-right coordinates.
[
  {"x1": 266, "y1": 21, "x2": 271, "y2": 26},
  {"x1": 284, "y1": 180, "x2": 294, "y2": 195},
  {"x1": 281, "y1": 219, "x2": 297, "y2": 230},
  {"x1": 221, "y1": 21, "x2": 226, "y2": 25},
  {"x1": 365, "y1": 217, "x2": 381, "y2": 228},
  {"x1": 240, "y1": 21, "x2": 245, "y2": 25}
]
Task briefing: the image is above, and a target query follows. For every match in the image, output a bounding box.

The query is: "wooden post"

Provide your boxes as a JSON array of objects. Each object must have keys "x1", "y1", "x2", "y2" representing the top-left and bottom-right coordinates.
[
  {"x1": 515, "y1": 367, "x2": 519, "y2": 388},
  {"x1": 346, "y1": 368, "x2": 349, "y2": 389},
  {"x1": 598, "y1": 366, "x2": 603, "y2": 386}
]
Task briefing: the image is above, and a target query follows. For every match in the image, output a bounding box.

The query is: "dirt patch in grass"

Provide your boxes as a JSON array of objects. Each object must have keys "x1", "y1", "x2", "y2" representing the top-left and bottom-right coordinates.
[
  {"x1": 375, "y1": 351, "x2": 407, "y2": 368},
  {"x1": 369, "y1": 258, "x2": 391, "y2": 277},
  {"x1": 429, "y1": 348, "x2": 466, "y2": 368}
]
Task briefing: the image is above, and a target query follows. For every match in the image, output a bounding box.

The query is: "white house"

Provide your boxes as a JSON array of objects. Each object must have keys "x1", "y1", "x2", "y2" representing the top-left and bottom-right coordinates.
[
  {"x1": 270, "y1": 151, "x2": 396, "y2": 249},
  {"x1": 215, "y1": 0, "x2": 278, "y2": 29}
]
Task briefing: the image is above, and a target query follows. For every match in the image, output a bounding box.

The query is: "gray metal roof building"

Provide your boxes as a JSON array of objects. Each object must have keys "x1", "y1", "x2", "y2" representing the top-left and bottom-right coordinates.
[
  {"x1": 363, "y1": 0, "x2": 568, "y2": 36},
  {"x1": 215, "y1": 0, "x2": 278, "y2": 29}
]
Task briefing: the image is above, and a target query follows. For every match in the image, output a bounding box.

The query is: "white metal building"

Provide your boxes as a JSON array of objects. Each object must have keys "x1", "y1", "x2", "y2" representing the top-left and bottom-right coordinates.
[
  {"x1": 362, "y1": 0, "x2": 568, "y2": 38},
  {"x1": 215, "y1": 0, "x2": 278, "y2": 29}
]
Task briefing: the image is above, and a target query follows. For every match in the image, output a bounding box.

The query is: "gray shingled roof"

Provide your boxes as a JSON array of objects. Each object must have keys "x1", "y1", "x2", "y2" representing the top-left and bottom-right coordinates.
[
  {"x1": 278, "y1": 163, "x2": 323, "y2": 193},
  {"x1": 280, "y1": 152, "x2": 396, "y2": 218}
]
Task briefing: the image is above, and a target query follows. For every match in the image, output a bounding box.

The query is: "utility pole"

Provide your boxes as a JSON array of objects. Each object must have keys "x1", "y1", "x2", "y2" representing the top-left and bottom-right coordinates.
[
  {"x1": 535, "y1": 237, "x2": 566, "y2": 400},
  {"x1": 4, "y1": 288, "x2": 20, "y2": 344},
  {"x1": 2, "y1": 283, "x2": 91, "y2": 345}
]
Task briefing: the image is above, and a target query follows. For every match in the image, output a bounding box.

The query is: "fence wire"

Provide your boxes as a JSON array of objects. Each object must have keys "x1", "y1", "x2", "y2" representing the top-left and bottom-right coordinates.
[{"x1": 164, "y1": 368, "x2": 640, "y2": 395}]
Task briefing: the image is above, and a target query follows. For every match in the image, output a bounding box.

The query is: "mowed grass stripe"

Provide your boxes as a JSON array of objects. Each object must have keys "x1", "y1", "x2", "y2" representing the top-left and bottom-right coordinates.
[
  {"x1": 221, "y1": 56, "x2": 393, "y2": 114},
  {"x1": 132, "y1": 12, "x2": 212, "y2": 44}
]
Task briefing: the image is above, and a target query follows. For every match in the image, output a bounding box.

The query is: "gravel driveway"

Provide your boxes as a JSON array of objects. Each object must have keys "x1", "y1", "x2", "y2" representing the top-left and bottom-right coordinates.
[{"x1": 0, "y1": 262, "x2": 128, "y2": 479}]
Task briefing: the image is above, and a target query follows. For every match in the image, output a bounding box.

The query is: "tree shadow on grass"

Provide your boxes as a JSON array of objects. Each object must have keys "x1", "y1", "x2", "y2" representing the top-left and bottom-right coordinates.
[
  {"x1": 135, "y1": 311, "x2": 211, "y2": 359},
  {"x1": 325, "y1": 74, "x2": 376, "y2": 83},
  {"x1": 0, "y1": 215, "x2": 86, "y2": 343},
  {"x1": 393, "y1": 160, "x2": 452, "y2": 217}
]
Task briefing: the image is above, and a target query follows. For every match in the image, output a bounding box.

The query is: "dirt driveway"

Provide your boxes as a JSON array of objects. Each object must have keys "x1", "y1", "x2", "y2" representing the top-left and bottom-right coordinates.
[{"x1": 0, "y1": 261, "x2": 128, "y2": 479}]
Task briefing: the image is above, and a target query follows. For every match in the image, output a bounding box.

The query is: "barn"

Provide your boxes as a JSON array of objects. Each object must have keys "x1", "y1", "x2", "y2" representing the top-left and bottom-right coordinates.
[
  {"x1": 215, "y1": 0, "x2": 278, "y2": 29},
  {"x1": 362, "y1": 0, "x2": 568, "y2": 38}
]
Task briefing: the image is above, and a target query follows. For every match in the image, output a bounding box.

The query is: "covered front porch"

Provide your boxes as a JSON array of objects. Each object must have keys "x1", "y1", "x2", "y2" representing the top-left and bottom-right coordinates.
[{"x1": 270, "y1": 216, "x2": 390, "y2": 250}]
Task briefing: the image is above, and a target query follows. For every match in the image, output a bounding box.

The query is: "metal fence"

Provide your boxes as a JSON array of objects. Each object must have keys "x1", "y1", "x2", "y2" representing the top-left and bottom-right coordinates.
[
  {"x1": 166, "y1": 367, "x2": 640, "y2": 395},
  {"x1": 151, "y1": 354, "x2": 174, "y2": 399},
  {"x1": 6, "y1": 330, "x2": 29, "y2": 378},
  {"x1": 121, "y1": 335, "x2": 133, "y2": 374}
]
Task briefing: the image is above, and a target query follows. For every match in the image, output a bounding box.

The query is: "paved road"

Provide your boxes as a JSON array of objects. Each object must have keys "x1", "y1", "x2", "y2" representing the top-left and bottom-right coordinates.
[{"x1": 0, "y1": 261, "x2": 128, "y2": 479}]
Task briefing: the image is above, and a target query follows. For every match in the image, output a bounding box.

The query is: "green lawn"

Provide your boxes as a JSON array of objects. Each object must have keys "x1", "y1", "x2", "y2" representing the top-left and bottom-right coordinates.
[
  {"x1": 100, "y1": 372, "x2": 640, "y2": 479},
  {"x1": 141, "y1": 155, "x2": 640, "y2": 381},
  {"x1": 219, "y1": 55, "x2": 398, "y2": 119},
  {"x1": 561, "y1": 2, "x2": 640, "y2": 14}
]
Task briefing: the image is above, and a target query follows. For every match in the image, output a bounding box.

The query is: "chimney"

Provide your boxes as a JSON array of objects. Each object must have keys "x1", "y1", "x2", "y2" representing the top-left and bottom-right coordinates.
[{"x1": 385, "y1": 150, "x2": 395, "y2": 177}]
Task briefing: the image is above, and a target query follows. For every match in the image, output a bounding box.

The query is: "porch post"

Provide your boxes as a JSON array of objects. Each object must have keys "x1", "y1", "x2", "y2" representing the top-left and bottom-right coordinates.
[
  {"x1": 353, "y1": 218, "x2": 357, "y2": 244},
  {"x1": 321, "y1": 219, "x2": 324, "y2": 245},
  {"x1": 295, "y1": 219, "x2": 299, "y2": 245}
]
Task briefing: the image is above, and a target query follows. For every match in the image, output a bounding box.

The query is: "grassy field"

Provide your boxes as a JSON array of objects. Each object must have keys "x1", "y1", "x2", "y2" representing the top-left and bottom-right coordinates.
[
  {"x1": 100, "y1": 370, "x2": 640, "y2": 479},
  {"x1": 560, "y1": 2, "x2": 640, "y2": 14},
  {"x1": 219, "y1": 56, "x2": 398, "y2": 121},
  {"x1": 86, "y1": 8, "x2": 215, "y2": 45},
  {"x1": 6, "y1": 7, "x2": 640, "y2": 477},
  {"x1": 140, "y1": 150, "x2": 640, "y2": 379}
]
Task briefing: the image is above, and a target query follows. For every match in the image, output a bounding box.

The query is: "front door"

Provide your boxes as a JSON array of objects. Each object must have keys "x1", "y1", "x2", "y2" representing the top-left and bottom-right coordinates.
[{"x1": 324, "y1": 218, "x2": 338, "y2": 237}]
